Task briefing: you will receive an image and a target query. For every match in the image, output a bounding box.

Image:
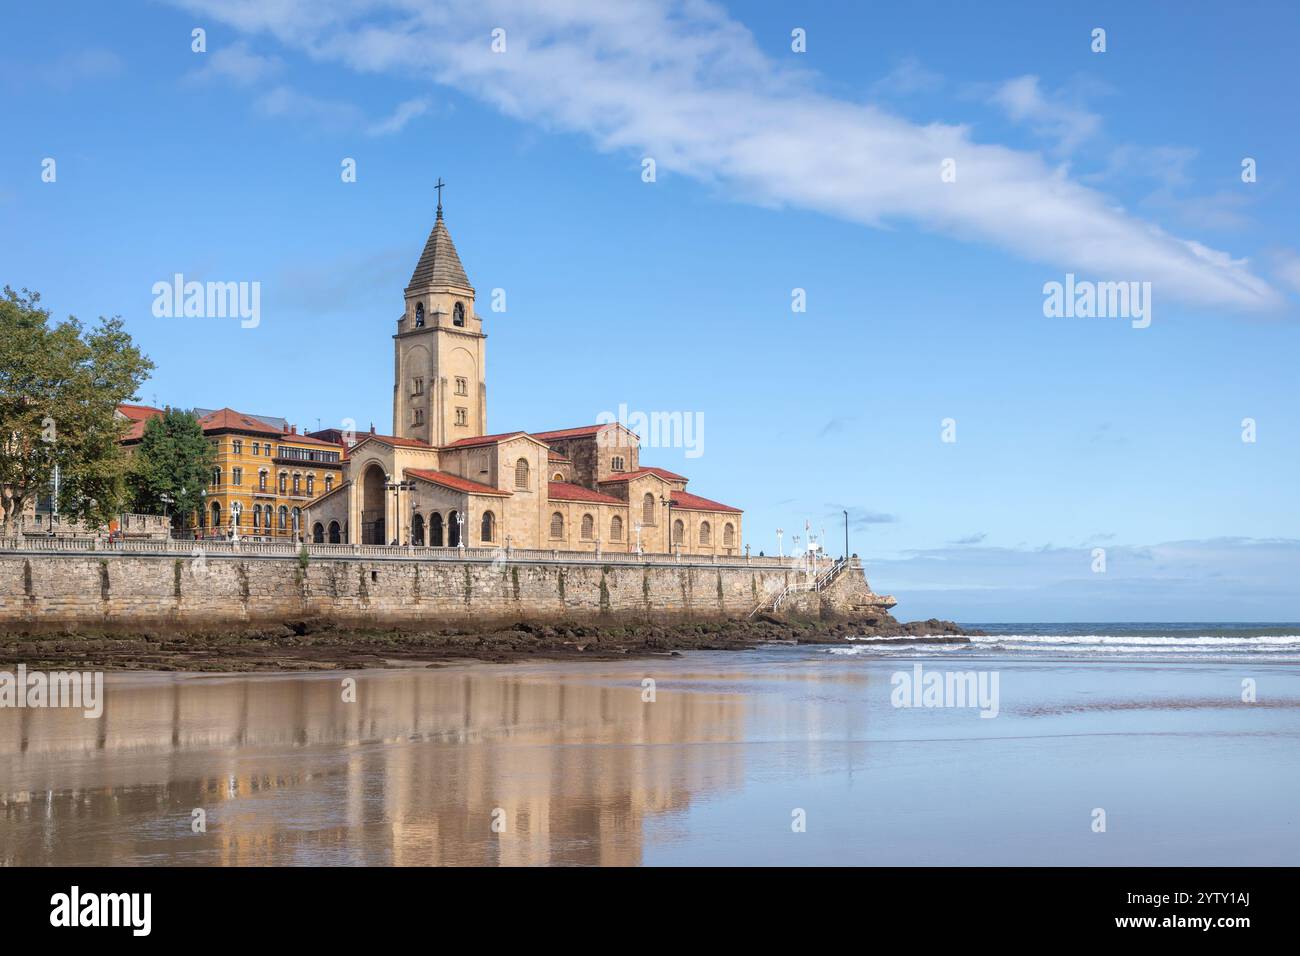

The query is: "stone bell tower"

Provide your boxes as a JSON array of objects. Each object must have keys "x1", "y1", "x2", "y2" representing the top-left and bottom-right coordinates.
[{"x1": 393, "y1": 183, "x2": 487, "y2": 446}]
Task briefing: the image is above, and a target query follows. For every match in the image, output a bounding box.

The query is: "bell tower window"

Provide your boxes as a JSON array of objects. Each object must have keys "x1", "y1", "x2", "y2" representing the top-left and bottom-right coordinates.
[
  {"x1": 453, "y1": 302, "x2": 465, "y2": 327},
  {"x1": 414, "y1": 303, "x2": 425, "y2": 328}
]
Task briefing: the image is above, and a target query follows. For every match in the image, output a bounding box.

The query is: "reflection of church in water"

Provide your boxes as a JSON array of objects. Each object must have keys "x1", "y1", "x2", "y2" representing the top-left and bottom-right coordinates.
[{"x1": 305, "y1": 189, "x2": 743, "y2": 554}]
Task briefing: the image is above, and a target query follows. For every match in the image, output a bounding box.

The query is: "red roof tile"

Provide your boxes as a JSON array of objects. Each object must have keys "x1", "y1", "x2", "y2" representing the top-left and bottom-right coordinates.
[
  {"x1": 548, "y1": 451, "x2": 570, "y2": 462},
  {"x1": 670, "y1": 490, "x2": 742, "y2": 514},
  {"x1": 599, "y1": 466, "x2": 687, "y2": 484},
  {"x1": 530, "y1": 423, "x2": 638, "y2": 443},
  {"x1": 117, "y1": 403, "x2": 164, "y2": 422},
  {"x1": 547, "y1": 481, "x2": 625, "y2": 505},
  {"x1": 441, "y1": 431, "x2": 530, "y2": 449},
  {"x1": 406, "y1": 468, "x2": 511, "y2": 496},
  {"x1": 197, "y1": 408, "x2": 283, "y2": 436},
  {"x1": 352, "y1": 432, "x2": 435, "y2": 450}
]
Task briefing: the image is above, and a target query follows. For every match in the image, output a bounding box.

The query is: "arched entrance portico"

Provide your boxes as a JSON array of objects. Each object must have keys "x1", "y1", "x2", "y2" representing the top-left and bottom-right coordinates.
[
  {"x1": 312, "y1": 522, "x2": 324, "y2": 543},
  {"x1": 448, "y1": 510, "x2": 461, "y2": 547},
  {"x1": 430, "y1": 512, "x2": 444, "y2": 547},
  {"x1": 328, "y1": 520, "x2": 341, "y2": 544},
  {"x1": 411, "y1": 513, "x2": 425, "y2": 546},
  {"x1": 361, "y1": 464, "x2": 386, "y2": 545}
]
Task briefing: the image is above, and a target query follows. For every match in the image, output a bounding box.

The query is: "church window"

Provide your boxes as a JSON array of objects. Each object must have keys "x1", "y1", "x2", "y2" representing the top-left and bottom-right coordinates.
[
  {"x1": 642, "y1": 493, "x2": 655, "y2": 526},
  {"x1": 673, "y1": 519, "x2": 685, "y2": 545},
  {"x1": 515, "y1": 458, "x2": 530, "y2": 489},
  {"x1": 700, "y1": 521, "x2": 711, "y2": 545},
  {"x1": 455, "y1": 376, "x2": 468, "y2": 396},
  {"x1": 455, "y1": 407, "x2": 467, "y2": 426},
  {"x1": 580, "y1": 514, "x2": 594, "y2": 540},
  {"x1": 611, "y1": 456, "x2": 625, "y2": 471},
  {"x1": 481, "y1": 511, "x2": 495, "y2": 543},
  {"x1": 453, "y1": 302, "x2": 465, "y2": 327},
  {"x1": 413, "y1": 377, "x2": 424, "y2": 396},
  {"x1": 552, "y1": 472, "x2": 563, "y2": 481},
  {"x1": 610, "y1": 515, "x2": 623, "y2": 541},
  {"x1": 413, "y1": 408, "x2": 424, "y2": 426},
  {"x1": 415, "y1": 303, "x2": 425, "y2": 327},
  {"x1": 723, "y1": 523, "x2": 735, "y2": 547},
  {"x1": 550, "y1": 512, "x2": 564, "y2": 538}
]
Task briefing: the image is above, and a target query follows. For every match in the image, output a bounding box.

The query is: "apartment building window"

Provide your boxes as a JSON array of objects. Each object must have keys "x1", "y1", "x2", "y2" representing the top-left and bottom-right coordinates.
[
  {"x1": 252, "y1": 442, "x2": 260, "y2": 455},
  {"x1": 292, "y1": 473, "x2": 301, "y2": 494},
  {"x1": 211, "y1": 467, "x2": 221, "y2": 488},
  {"x1": 455, "y1": 376, "x2": 468, "y2": 396},
  {"x1": 278, "y1": 473, "x2": 287, "y2": 494},
  {"x1": 258, "y1": 470, "x2": 267, "y2": 491},
  {"x1": 325, "y1": 476, "x2": 333, "y2": 493},
  {"x1": 232, "y1": 467, "x2": 243, "y2": 486},
  {"x1": 232, "y1": 440, "x2": 243, "y2": 454},
  {"x1": 306, "y1": 475, "x2": 314, "y2": 496}
]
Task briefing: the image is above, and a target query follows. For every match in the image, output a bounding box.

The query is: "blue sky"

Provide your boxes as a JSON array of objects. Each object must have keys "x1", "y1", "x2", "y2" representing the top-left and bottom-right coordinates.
[{"x1": 2, "y1": 1, "x2": 1298, "y2": 621}]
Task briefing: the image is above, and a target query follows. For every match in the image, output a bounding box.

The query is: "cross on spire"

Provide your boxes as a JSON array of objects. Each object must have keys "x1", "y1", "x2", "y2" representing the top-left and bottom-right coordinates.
[{"x1": 434, "y1": 177, "x2": 446, "y2": 219}]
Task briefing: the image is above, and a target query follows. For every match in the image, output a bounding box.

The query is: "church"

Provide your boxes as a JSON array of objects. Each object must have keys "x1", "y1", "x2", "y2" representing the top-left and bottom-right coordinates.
[{"x1": 303, "y1": 194, "x2": 743, "y2": 556}]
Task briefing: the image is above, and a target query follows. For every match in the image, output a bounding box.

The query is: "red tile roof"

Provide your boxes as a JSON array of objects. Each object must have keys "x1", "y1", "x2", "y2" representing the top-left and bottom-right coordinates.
[
  {"x1": 283, "y1": 433, "x2": 345, "y2": 448},
  {"x1": 406, "y1": 468, "x2": 511, "y2": 496},
  {"x1": 441, "y1": 431, "x2": 530, "y2": 449},
  {"x1": 530, "y1": 423, "x2": 638, "y2": 443},
  {"x1": 118, "y1": 404, "x2": 165, "y2": 442},
  {"x1": 197, "y1": 407, "x2": 283, "y2": 436},
  {"x1": 353, "y1": 432, "x2": 435, "y2": 450},
  {"x1": 117, "y1": 403, "x2": 164, "y2": 422},
  {"x1": 548, "y1": 481, "x2": 625, "y2": 505},
  {"x1": 599, "y1": 466, "x2": 687, "y2": 484},
  {"x1": 548, "y1": 451, "x2": 570, "y2": 462},
  {"x1": 671, "y1": 490, "x2": 742, "y2": 514}
]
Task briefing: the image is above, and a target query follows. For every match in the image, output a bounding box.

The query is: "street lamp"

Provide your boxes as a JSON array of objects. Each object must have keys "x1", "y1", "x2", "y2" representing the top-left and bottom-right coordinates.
[
  {"x1": 776, "y1": 528, "x2": 784, "y2": 559},
  {"x1": 660, "y1": 493, "x2": 671, "y2": 555}
]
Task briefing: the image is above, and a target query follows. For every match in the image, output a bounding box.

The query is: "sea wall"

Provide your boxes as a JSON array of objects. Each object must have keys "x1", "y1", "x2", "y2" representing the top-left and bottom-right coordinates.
[{"x1": 0, "y1": 552, "x2": 887, "y2": 631}]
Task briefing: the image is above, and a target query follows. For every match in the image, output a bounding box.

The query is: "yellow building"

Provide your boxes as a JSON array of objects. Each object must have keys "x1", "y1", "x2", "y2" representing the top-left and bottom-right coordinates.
[{"x1": 194, "y1": 409, "x2": 345, "y2": 540}]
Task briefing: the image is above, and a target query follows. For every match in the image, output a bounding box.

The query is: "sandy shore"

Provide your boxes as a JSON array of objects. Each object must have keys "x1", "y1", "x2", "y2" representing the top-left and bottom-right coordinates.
[{"x1": 0, "y1": 615, "x2": 971, "y2": 671}]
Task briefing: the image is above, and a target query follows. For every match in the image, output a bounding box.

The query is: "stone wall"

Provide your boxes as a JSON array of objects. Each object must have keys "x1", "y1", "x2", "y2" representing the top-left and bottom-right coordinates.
[{"x1": 0, "y1": 551, "x2": 853, "y2": 632}]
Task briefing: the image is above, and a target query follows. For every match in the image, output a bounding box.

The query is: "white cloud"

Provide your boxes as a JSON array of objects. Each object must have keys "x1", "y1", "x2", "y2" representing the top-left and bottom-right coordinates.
[
  {"x1": 869, "y1": 57, "x2": 943, "y2": 98},
  {"x1": 988, "y1": 74, "x2": 1101, "y2": 153},
  {"x1": 164, "y1": 0, "x2": 1281, "y2": 312},
  {"x1": 367, "y1": 97, "x2": 430, "y2": 136},
  {"x1": 185, "y1": 40, "x2": 282, "y2": 87}
]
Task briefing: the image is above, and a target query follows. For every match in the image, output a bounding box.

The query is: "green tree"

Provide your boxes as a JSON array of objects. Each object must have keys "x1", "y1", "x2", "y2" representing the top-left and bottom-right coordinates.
[
  {"x1": 127, "y1": 408, "x2": 215, "y2": 530},
  {"x1": 0, "y1": 287, "x2": 154, "y2": 534}
]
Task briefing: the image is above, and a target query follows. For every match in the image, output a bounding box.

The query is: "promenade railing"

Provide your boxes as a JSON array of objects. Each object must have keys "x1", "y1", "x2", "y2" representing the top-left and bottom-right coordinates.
[{"x1": 0, "y1": 535, "x2": 799, "y2": 570}]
